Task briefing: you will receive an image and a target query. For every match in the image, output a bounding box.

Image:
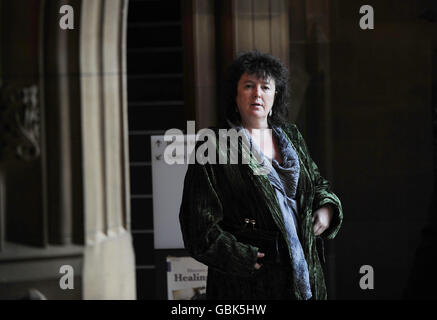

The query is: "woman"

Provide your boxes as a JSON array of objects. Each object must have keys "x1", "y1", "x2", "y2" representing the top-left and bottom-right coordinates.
[{"x1": 179, "y1": 51, "x2": 343, "y2": 300}]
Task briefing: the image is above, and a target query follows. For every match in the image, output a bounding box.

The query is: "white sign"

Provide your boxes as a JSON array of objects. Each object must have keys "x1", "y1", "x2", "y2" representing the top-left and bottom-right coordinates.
[
  {"x1": 166, "y1": 256, "x2": 207, "y2": 300},
  {"x1": 151, "y1": 135, "x2": 196, "y2": 249}
]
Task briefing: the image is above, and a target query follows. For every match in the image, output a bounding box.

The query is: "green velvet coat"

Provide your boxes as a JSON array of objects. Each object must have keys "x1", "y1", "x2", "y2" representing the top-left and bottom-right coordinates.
[{"x1": 179, "y1": 123, "x2": 343, "y2": 300}]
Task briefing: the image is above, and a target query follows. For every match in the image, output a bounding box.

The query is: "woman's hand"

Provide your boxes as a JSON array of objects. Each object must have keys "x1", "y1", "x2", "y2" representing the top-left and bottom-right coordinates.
[
  {"x1": 254, "y1": 252, "x2": 265, "y2": 269},
  {"x1": 312, "y1": 206, "x2": 333, "y2": 236}
]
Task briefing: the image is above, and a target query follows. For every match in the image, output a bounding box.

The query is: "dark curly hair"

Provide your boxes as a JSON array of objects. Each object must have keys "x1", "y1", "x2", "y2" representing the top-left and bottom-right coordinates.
[{"x1": 222, "y1": 51, "x2": 290, "y2": 127}]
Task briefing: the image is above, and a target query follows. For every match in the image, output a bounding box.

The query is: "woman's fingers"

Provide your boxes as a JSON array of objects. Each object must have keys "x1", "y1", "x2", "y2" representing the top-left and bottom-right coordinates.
[
  {"x1": 313, "y1": 211, "x2": 330, "y2": 235},
  {"x1": 254, "y1": 252, "x2": 265, "y2": 269},
  {"x1": 313, "y1": 216, "x2": 320, "y2": 234},
  {"x1": 312, "y1": 207, "x2": 333, "y2": 234},
  {"x1": 313, "y1": 224, "x2": 320, "y2": 235},
  {"x1": 313, "y1": 220, "x2": 325, "y2": 236}
]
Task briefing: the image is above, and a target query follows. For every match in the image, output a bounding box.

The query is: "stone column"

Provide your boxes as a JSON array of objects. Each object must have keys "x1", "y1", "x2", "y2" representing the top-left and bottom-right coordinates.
[{"x1": 79, "y1": 0, "x2": 135, "y2": 299}]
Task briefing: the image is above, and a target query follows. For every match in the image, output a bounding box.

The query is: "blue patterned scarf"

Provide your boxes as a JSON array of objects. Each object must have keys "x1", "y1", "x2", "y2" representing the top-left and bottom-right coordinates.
[{"x1": 238, "y1": 125, "x2": 312, "y2": 300}]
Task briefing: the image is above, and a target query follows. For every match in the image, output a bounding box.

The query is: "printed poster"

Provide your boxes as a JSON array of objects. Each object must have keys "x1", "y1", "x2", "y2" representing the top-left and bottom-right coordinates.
[{"x1": 166, "y1": 256, "x2": 208, "y2": 300}]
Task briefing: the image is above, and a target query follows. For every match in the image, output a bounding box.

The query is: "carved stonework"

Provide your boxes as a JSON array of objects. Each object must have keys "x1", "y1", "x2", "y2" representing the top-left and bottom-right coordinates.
[{"x1": 0, "y1": 84, "x2": 40, "y2": 161}]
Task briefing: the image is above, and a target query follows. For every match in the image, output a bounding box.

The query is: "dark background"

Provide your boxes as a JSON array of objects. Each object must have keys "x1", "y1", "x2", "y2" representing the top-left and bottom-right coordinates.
[{"x1": 126, "y1": 0, "x2": 437, "y2": 300}]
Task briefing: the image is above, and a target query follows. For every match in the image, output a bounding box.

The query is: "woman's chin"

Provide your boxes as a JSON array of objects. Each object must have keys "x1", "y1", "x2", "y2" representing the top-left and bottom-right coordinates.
[
  {"x1": 248, "y1": 108, "x2": 266, "y2": 116},
  {"x1": 250, "y1": 111, "x2": 267, "y2": 118},
  {"x1": 242, "y1": 114, "x2": 268, "y2": 124}
]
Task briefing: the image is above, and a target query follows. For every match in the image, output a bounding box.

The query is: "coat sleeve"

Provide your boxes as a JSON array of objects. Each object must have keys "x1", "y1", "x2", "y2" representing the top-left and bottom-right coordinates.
[
  {"x1": 292, "y1": 124, "x2": 343, "y2": 240},
  {"x1": 179, "y1": 162, "x2": 259, "y2": 276}
]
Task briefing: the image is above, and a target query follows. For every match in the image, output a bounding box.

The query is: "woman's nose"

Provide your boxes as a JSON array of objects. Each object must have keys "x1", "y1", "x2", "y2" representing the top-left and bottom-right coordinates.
[{"x1": 253, "y1": 85, "x2": 261, "y2": 97}]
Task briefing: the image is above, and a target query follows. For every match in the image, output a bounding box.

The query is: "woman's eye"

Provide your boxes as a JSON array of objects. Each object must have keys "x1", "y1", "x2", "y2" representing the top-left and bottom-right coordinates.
[{"x1": 263, "y1": 86, "x2": 270, "y2": 90}]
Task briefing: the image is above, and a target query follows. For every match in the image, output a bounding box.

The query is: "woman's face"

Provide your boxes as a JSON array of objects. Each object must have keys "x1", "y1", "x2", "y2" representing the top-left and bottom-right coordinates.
[{"x1": 235, "y1": 72, "x2": 276, "y2": 126}]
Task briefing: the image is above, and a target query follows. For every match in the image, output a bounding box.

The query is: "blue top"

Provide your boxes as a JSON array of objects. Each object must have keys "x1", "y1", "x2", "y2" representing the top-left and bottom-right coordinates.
[
  {"x1": 268, "y1": 126, "x2": 312, "y2": 300},
  {"x1": 239, "y1": 125, "x2": 312, "y2": 300}
]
